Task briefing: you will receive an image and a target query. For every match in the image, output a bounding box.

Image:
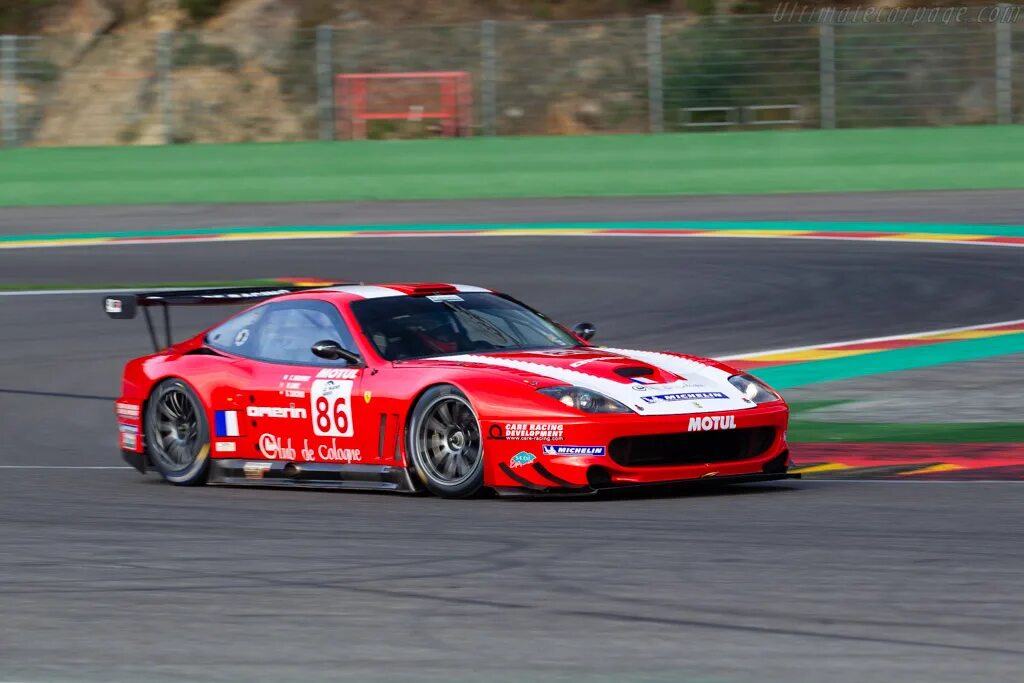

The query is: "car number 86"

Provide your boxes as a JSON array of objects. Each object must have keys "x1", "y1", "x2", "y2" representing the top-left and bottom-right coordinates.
[{"x1": 311, "y1": 379, "x2": 354, "y2": 437}]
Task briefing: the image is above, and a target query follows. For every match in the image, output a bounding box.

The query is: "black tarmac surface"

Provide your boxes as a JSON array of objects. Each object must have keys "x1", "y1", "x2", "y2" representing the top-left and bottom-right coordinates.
[{"x1": 0, "y1": 193, "x2": 1022, "y2": 683}]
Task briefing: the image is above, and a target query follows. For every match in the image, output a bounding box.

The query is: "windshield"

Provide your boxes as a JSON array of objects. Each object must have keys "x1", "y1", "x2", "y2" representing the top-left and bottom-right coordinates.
[{"x1": 349, "y1": 292, "x2": 581, "y2": 361}]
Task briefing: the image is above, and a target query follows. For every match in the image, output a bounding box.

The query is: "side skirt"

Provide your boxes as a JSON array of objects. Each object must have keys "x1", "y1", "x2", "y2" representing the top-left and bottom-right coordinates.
[{"x1": 208, "y1": 459, "x2": 418, "y2": 493}]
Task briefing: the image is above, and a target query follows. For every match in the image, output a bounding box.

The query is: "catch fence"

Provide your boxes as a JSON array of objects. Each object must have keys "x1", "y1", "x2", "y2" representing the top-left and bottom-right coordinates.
[{"x1": 1, "y1": 9, "x2": 1023, "y2": 146}]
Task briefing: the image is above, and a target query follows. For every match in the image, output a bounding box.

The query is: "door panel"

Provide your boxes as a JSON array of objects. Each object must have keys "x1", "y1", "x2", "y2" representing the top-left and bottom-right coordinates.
[
  {"x1": 203, "y1": 297, "x2": 374, "y2": 465},
  {"x1": 247, "y1": 364, "x2": 374, "y2": 465}
]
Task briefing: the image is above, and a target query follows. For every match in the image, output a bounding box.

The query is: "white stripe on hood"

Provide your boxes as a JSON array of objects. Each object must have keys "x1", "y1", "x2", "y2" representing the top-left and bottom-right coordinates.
[{"x1": 440, "y1": 352, "x2": 754, "y2": 416}]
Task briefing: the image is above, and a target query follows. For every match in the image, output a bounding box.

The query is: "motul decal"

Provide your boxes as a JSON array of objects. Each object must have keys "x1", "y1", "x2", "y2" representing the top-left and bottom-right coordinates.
[{"x1": 688, "y1": 415, "x2": 737, "y2": 432}]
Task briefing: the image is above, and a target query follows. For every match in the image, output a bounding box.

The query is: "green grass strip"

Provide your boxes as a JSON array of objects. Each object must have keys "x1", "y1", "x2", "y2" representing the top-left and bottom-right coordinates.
[
  {"x1": 755, "y1": 332, "x2": 1024, "y2": 389},
  {"x1": 789, "y1": 420, "x2": 1024, "y2": 443},
  {"x1": 2, "y1": 126, "x2": 1024, "y2": 207}
]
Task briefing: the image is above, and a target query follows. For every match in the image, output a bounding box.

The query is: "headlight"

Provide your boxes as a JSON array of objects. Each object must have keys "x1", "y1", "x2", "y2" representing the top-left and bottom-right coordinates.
[
  {"x1": 728, "y1": 373, "x2": 781, "y2": 404},
  {"x1": 537, "y1": 386, "x2": 631, "y2": 413}
]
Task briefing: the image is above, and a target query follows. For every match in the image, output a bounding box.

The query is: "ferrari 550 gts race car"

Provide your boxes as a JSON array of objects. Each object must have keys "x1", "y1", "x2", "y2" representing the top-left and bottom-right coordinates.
[{"x1": 106, "y1": 282, "x2": 792, "y2": 498}]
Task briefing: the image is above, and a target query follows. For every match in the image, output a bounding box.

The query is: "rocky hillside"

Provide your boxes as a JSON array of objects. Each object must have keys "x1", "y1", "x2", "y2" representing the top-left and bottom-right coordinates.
[
  {"x1": 13, "y1": 0, "x2": 706, "y2": 146},
  {"x1": 0, "y1": 0, "x2": 992, "y2": 34},
  {"x1": 3, "y1": 0, "x2": 699, "y2": 35}
]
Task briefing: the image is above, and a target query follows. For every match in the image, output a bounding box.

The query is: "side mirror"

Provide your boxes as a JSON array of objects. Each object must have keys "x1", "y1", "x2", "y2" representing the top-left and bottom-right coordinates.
[
  {"x1": 572, "y1": 322, "x2": 596, "y2": 341},
  {"x1": 311, "y1": 339, "x2": 363, "y2": 365}
]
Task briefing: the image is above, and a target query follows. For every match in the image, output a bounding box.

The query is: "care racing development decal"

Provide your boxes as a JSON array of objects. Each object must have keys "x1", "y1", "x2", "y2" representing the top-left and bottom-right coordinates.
[
  {"x1": 489, "y1": 423, "x2": 564, "y2": 441},
  {"x1": 542, "y1": 445, "x2": 606, "y2": 456},
  {"x1": 688, "y1": 414, "x2": 737, "y2": 432}
]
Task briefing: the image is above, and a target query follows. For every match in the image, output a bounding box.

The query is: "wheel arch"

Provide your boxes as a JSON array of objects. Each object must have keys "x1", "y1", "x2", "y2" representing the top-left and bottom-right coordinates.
[
  {"x1": 403, "y1": 382, "x2": 487, "y2": 498},
  {"x1": 143, "y1": 375, "x2": 213, "y2": 486},
  {"x1": 401, "y1": 381, "x2": 468, "y2": 490}
]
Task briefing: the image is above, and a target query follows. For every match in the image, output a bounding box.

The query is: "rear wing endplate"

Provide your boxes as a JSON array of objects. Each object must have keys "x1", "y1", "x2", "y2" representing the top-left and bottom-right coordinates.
[{"x1": 103, "y1": 285, "x2": 338, "y2": 353}]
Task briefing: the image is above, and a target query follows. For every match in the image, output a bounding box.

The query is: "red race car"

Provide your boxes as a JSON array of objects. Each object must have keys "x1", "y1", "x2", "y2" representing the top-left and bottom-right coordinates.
[{"x1": 106, "y1": 283, "x2": 793, "y2": 498}]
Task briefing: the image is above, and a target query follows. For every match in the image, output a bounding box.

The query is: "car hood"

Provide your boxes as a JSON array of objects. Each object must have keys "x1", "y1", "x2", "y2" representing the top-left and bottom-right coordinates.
[{"x1": 420, "y1": 347, "x2": 758, "y2": 416}]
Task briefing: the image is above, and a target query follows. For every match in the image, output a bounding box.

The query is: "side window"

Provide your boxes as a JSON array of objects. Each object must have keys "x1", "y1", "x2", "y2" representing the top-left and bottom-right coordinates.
[
  {"x1": 207, "y1": 300, "x2": 359, "y2": 365},
  {"x1": 206, "y1": 305, "x2": 267, "y2": 354}
]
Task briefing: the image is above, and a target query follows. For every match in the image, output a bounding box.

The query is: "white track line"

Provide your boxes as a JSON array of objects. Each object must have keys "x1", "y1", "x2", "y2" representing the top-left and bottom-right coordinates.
[
  {"x1": 718, "y1": 317, "x2": 1024, "y2": 360},
  {"x1": 0, "y1": 465, "x2": 129, "y2": 470}
]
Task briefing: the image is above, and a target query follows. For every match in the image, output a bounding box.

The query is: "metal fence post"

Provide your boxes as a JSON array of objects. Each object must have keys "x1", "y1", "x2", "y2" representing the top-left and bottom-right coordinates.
[
  {"x1": 646, "y1": 15, "x2": 664, "y2": 134},
  {"x1": 1, "y1": 35, "x2": 17, "y2": 147},
  {"x1": 996, "y1": 3, "x2": 1012, "y2": 125},
  {"x1": 480, "y1": 20, "x2": 497, "y2": 136},
  {"x1": 317, "y1": 25, "x2": 334, "y2": 141},
  {"x1": 819, "y1": 19, "x2": 836, "y2": 129},
  {"x1": 157, "y1": 31, "x2": 173, "y2": 144}
]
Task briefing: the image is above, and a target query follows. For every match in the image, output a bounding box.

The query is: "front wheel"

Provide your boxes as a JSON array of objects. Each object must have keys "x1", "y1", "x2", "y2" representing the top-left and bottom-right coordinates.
[
  {"x1": 145, "y1": 379, "x2": 210, "y2": 486},
  {"x1": 407, "y1": 386, "x2": 484, "y2": 498}
]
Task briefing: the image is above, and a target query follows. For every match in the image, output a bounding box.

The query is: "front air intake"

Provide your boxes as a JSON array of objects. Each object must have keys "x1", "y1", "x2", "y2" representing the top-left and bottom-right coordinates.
[{"x1": 609, "y1": 428, "x2": 776, "y2": 468}]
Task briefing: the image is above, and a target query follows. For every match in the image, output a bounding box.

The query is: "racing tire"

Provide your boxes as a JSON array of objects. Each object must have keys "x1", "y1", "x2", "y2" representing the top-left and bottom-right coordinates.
[
  {"x1": 145, "y1": 378, "x2": 211, "y2": 486},
  {"x1": 407, "y1": 385, "x2": 484, "y2": 499}
]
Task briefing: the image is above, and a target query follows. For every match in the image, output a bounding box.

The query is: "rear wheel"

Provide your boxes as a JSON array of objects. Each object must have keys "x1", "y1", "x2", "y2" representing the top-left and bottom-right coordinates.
[
  {"x1": 407, "y1": 386, "x2": 484, "y2": 498},
  {"x1": 145, "y1": 379, "x2": 210, "y2": 486}
]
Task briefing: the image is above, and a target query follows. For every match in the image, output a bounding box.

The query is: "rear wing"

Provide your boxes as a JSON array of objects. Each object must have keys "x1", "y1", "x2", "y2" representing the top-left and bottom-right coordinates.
[{"x1": 103, "y1": 285, "x2": 339, "y2": 352}]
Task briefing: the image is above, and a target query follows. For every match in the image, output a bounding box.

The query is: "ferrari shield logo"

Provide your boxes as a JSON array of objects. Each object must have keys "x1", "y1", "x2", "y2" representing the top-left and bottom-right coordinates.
[{"x1": 363, "y1": 391, "x2": 372, "y2": 404}]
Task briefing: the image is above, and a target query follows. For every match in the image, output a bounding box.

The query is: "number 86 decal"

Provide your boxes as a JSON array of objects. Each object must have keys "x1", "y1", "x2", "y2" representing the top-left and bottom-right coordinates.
[{"x1": 311, "y1": 379, "x2": 354, "y2": 437}]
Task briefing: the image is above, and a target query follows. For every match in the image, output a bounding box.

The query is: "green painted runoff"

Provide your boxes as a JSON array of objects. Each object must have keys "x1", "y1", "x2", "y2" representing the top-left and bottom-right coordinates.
[{"x1": 2, "y1": 125, "x2": 1024, "y2": 207}]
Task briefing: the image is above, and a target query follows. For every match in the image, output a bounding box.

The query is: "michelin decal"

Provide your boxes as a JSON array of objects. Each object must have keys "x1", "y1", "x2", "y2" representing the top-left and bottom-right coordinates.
[{"x1": 542, "y1": 445, "x2": 606, "y2": 456}]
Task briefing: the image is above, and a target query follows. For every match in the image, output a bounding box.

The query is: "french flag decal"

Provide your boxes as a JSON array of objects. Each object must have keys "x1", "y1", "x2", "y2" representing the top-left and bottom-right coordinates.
[
  {"x1": 215, "y1": 410, "x2": 240, "y2": 437},
  {"x1": 630, "y1": 376, "x2": 656, "y2": 384}
]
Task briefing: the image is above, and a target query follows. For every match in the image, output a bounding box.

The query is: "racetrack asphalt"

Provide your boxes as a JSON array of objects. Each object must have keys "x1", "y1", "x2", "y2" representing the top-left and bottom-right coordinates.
[
  {"x1": 2, "y1": 190, "x2": 1024, "y2": 234},
  {"x1": 0, "y1": 193, "x2": 1022, "y2": 683}
]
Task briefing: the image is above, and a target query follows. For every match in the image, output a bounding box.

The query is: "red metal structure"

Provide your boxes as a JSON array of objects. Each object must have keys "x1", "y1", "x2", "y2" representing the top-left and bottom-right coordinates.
[{"x1": 335, "y1": 71, "x2": 474, "y2": 140}]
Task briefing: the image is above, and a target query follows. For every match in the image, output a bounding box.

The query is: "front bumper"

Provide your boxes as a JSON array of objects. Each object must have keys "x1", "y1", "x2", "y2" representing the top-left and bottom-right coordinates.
[{"x1": 484, "y1": 402, "x2": 790, "y2": 491}]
